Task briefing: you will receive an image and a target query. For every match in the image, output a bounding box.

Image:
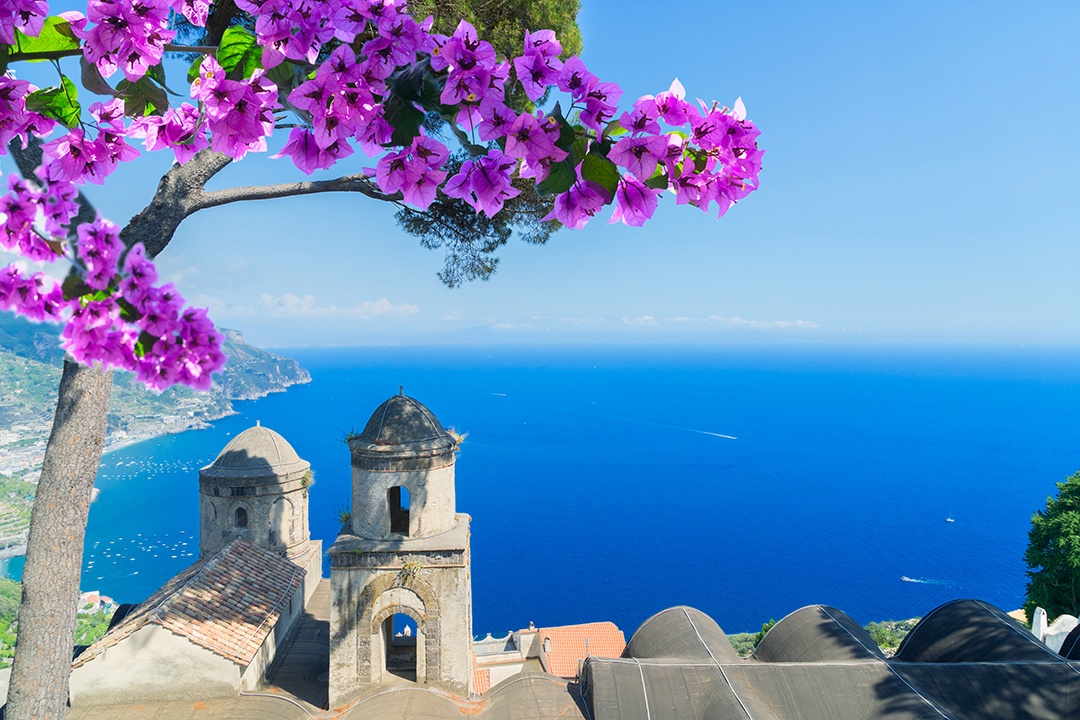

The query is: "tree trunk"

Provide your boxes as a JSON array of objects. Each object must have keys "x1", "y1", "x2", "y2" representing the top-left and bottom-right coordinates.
[
  {"x1": 4, "y1": 361, "x2": 112, "y2": 720},
  {"x1": 1, "y1": 147, "x2": 232, "y2": 719}
]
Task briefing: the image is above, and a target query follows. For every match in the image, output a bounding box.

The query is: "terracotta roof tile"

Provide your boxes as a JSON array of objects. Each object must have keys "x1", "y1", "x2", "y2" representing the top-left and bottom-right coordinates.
[
  {"x1": 473, "y1": 667, "x2": 491, "y2": 696},
  {"x1": 527, "y1": 622, "x2": 626, "y2": 678},
  {"x1": 72, "y1": 538, "x2": 305, "y2": 669}
]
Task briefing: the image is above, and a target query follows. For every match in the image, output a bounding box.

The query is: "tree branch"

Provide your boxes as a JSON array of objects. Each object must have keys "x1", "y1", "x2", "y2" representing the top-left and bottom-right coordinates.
[
  {"x1": 191, "y1": 174, "x2": 402, "y2": 212},
  {"x1": 6, "y1": 43, "x2": 216, "y2": 64},
  {"x1": 119, "y1": 149, "x2": 234, "y2": 257}
]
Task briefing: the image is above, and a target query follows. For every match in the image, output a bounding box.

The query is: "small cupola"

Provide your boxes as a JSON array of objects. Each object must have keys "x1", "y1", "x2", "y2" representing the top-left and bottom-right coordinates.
[
  {"x1": 199, "y1": 425, "x2": 312, "y2": 558},
  {"x1": 348, "y1": 393, "x2": 459, "y2": 540}
]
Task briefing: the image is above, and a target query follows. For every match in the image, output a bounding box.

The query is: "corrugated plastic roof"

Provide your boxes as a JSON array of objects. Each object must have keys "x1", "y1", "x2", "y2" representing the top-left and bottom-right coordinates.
[{"x1": 72, "y1": 538, "x2": 305, "y2": 668}]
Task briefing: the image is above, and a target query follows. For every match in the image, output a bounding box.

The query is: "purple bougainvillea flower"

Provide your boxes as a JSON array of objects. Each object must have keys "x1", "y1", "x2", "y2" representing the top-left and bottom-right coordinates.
[
  {"x1": 476, "y1": 98, "x2": 517, "y2": 141},
  {"x1": 609, "y1": 135, "x2": 669, "y2": 183},
  {"x1": 504, "y1": 112, "x2": 567, "y2": 165},
  {"x1": 579, "y1": 82, "x2": 623, "y2": 133},
  {"x1": 557, "y1": 56, "x2": 597, "y2": 101},
  {"x1": 523, "y1": 29, "x2": 561, "y2": 59},
  {"x1": 442, "y1": 150, "x2": 520, "y2": 218},
  {"x1": 513, "y1": 51, "x2": 562, "y2": 102},
  {"x1": 410, "y1": 134, "x2": 449, "y2": 169},
  {"x1": 0, "y1": 0, "x2": 49, "y2": 44},
  {"x1": 401, "y1": 167, "x2": 446, "y2": 210},
  {"x1": 609, "y1": 175, "x2": 659, "y2": 227},
  {"x1": 272, "y1": 128, "x2": 353, "y2": 174},
  {"x1": 619, "y1": 99, "x2": 662, "y2": 136},
  {"x1": 543, "y1": 181, "x2": 607, "y2": 231}
]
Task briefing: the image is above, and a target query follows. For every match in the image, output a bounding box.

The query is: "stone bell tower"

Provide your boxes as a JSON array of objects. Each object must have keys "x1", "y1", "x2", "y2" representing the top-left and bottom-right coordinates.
[
  {"x1": 198, "y1": 423, "x2": 323, "y2": 602},
  {"x1": 329, "y1": 392, "x2": 473, "y2": 704}
]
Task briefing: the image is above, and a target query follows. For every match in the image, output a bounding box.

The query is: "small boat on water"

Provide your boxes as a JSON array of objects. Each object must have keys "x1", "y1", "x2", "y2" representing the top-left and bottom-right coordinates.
[{"x1": 945, "y1": 518, "x2": 954, "y2": 522}]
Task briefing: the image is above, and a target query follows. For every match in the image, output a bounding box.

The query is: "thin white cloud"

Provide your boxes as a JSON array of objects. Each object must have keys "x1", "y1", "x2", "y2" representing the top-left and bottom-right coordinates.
[
  {"x1": 706, "y1": 315, "x2": 819, "y2": 330},
  {"x1": 167, "y1": 266, "x2": 200, "y2": 285},
  {"x1": 529, "y1": 316, "x2": 605, "y2": 325},
  {"x1": 258, "y1": 294, "x2": 418, "y2": 319},
  {"x1": 491, "y1": 323, "x2": 515, "y2": 330},
  {"x1": 192, "y1": 293, "x2": 417, "y2": 320},
  {"x1": 623, "y1": 315, "x2": 658, "y2": 327},
  {"x1": 0, "y1": 250, "x2": 72, "y2": 281}
]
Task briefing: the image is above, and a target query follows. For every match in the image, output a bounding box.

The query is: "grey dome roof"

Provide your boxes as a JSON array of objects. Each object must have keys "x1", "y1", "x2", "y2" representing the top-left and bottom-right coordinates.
[
  {"x1": 200, "y1": 425, "x2": 309, "y2": 481},
  {"x1": 350, "y1": 394, "x2": 457, "y2": 454}
]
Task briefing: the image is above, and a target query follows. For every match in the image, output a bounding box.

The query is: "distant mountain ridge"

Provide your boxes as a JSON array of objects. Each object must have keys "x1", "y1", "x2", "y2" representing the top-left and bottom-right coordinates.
[
  {"x1": 0, "y1": 314, "x2": 311, "y2": 473},
  {"x1": 0, "y1": 314, "x2": 312, "y2": 560}
]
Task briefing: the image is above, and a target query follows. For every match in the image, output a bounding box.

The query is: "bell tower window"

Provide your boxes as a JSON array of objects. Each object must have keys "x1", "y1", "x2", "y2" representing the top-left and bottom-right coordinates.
[
  {"x1": 235, "y1": 507, "x2": 248, "y2": 528},
  {"x1": 389, "y1": 486, "x2": 410, "y2": 535}
]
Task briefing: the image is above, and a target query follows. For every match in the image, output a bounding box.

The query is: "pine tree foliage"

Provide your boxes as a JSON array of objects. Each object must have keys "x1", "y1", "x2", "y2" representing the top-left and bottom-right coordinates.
[
  {"x1": 1024, "y1": 470, "x2": 1080, "y2": 620},
  {"x1": 173, "y1": 0, "x2": 580, "y2": 287}
]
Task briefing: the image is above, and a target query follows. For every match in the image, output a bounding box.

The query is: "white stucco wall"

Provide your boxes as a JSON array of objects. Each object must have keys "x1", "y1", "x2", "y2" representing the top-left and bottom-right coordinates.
[{"x1": 69, "y1": 624, "x2": 240, "y2": 706}]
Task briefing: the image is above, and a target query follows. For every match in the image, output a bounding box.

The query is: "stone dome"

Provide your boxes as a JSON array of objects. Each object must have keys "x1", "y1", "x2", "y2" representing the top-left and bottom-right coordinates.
[
  {"x1": 200, "y1": 424, "x2": 310, "y2": 482},
  {"x1": 351, "y1": 393, "x2": 457, "y2": 453}
]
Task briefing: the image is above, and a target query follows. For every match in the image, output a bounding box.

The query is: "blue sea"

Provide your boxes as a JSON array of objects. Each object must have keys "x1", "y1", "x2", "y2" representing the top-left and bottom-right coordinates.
[{"x1": 6, "y1": 345, "x2": 1080, "y2": 636}]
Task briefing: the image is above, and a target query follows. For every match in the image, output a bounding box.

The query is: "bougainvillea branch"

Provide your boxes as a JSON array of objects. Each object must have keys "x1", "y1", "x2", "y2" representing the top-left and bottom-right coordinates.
[{"x1": 0, "y1": 0, "x2": 763, "y2": 393}]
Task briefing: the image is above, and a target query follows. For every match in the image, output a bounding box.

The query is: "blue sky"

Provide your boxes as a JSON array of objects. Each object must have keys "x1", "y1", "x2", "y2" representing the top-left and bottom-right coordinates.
[{"x1": 4, "y1": 0, "x2": 1079, "y2": 347}]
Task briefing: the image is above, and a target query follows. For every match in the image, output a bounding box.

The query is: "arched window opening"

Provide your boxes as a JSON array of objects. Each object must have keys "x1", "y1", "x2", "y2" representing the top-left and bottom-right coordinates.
[
  {"x1": 389, "y1": 486, "x2": 410, "y2": 535},
  {"x1": 235, "y1": 507, "x2": 248, "y2": 528},
  {"x1": 383, "y1": 613, "x2": 417, "y2": 681}
]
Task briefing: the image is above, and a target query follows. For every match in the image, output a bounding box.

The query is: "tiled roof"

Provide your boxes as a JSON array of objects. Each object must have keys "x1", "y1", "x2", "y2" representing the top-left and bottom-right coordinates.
[
  {"x1": 473, "y1": 667, "x2": 491, "y2": 696},
  {"x1": 73, "y1": 538, "x2": 305, "y2": 669},
  {"x1": 530, "y1": 622, "x2": 626, "y2": 678}
]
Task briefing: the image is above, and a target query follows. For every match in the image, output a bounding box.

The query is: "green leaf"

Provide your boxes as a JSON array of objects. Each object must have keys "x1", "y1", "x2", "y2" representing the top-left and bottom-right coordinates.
[
  {"x1": 644, "y1": 170, "x2": 670, "y2": 191},
  {"x1": 688, "y1": 148, "x2": 709, "y2": 174},
  {"x1": 265, "y1": 61, "x2": 296, "y2": 92},
  {"x1": 388, "y1": 62, "x2": 428, "y2": 106},
  {"x1": 134, "y1": 331, "x2": 159, "y2": 358},
  {"x1": 548, "y1": 103, "x2": 579, "y2": 152},
  {"x1": 61, "y1": 272, "x2": 94, "y2": 303},
  {"x1": 80, "y1": 57, "x2": 122, "y2": 98},
  {"x1": 567, "y1": 136, "x2": 588, "y2": 167},
  {"x1": 145, "y1": 63, "x2": 183, "y2": 97},
  {"x1": 25, "y1": 75, "x2": 81, "y2": 128},
  {"x1": 115, "y1": 76, "x2": 167, "y2": 117},
  {"x1": 383, "y1": 93, "x2": 426, "y2": 147},
  {"x1": 13, "y1": 16, "x2": 80, "y2": 59},
  {"x1": 581, "y1": 154, "x2": 621, "y2": 199},
  {"x1": 187, "y1": 55, "x2": 206, "y2": 84},
  {"x1": 603, "y1": 119, "x2": 628, "y2": 138},
  {"x1": 448, "y1": 122, "x2": 487, "y2": 157},
  {"x1": 217, "y1": 27, "x2": 261, "y2": 80},
  {"x1": 116, "y1": 297, "x2": 140, "y2": 323},
  {"x1": 535, "y1": 159, "x2": 577, "y2": 196}
]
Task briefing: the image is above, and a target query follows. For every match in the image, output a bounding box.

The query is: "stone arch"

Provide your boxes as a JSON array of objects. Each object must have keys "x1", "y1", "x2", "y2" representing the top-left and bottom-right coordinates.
[
  {"x1": 270, "y1": 496, "x2": 293, "y2": 549},
  {"x1": 226, "y1": 500, "x2": 253, "y2": 545},
  {"x1": 372, "y1": 603, "x2": 426, "y2": 682},
  {"x1": 356, "y1": 570, "x2": 441, "y2": 685},
  {"x1": 232, "y1": 500, "x2": 253, "y2": 529}
]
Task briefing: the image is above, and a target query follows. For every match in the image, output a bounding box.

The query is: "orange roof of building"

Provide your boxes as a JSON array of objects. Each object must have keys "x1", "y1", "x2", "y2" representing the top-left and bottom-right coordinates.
[
  {"x1": 73, "y1": 538, "x2": 305, "y2": 669},
  {"x1": 473, "y1": 667, "x2": 491, "y2": 695},
  {"x1": 528, "y1": 622, "x2": 626, "y2": 678}
]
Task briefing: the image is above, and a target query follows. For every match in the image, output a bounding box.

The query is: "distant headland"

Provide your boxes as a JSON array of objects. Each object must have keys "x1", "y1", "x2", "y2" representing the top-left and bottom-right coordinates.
[{"x1": 0, "y1": 315, "x2": 311, "y2": 560}]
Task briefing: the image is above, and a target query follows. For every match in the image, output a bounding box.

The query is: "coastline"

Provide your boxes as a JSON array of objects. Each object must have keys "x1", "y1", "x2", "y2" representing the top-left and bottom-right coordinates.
[{"x1": 1, "y1": 373, "x2": 312, "y2": 562}]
